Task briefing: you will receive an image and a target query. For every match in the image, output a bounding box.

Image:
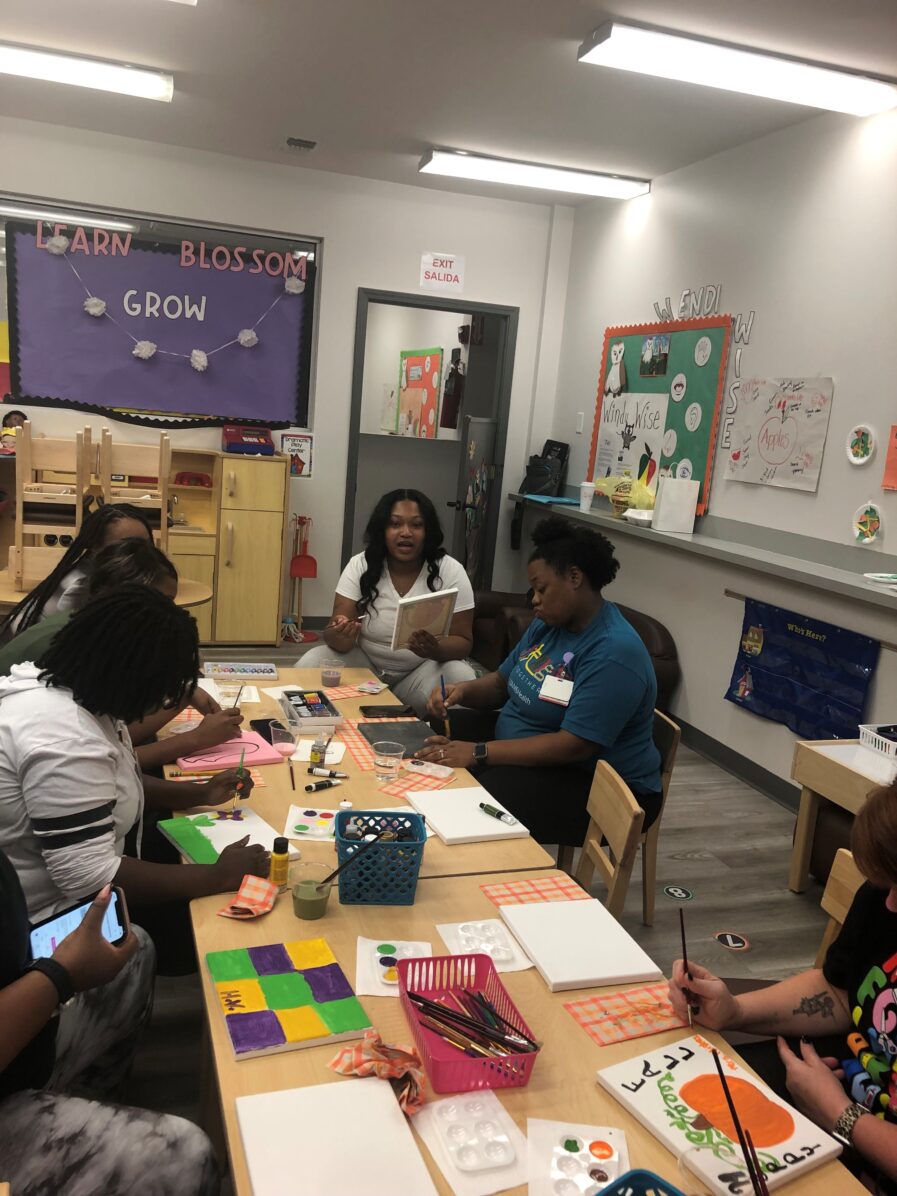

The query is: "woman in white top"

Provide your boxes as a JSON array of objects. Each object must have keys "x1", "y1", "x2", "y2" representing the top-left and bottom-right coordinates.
[{"x1": 303, "y1": 489, "x2": 476, "y2": 715}]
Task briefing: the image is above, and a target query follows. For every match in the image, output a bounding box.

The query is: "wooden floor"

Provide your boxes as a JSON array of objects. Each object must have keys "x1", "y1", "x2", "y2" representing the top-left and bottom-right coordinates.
[{"x1": 125, "y1": 741, "x2": 827, "y2": 1145}]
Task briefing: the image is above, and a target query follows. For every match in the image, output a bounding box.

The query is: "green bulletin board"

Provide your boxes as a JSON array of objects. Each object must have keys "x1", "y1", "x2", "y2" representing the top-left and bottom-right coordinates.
[{"x1": 587, "y1": 317, "x2": 731, "y2": 515}]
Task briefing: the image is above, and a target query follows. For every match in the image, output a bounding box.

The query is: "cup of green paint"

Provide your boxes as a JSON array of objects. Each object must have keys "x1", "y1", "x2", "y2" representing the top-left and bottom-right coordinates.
[{"x1": 292, "y1": 861, "x2": 334, "y2": 920}]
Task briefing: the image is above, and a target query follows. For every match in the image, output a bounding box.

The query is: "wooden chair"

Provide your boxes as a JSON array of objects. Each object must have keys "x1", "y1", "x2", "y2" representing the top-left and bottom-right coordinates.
[
  {"x1": 641, "y1": 710, "x2": 681, "y2": 926},
  {"x1": 98, "y1": 429, "x2": 171, "y2": 552},
  {"x1": 564, "y1": 709, "x2": 681, "y2": 924},
  {"x1": 814, "y1": 847, "x2": 865, "y2": 967},
  {"x1": 573, "y1": 761, "x2": 646, "y2": 919},
  {"x1": 9, "y1": 422, "x2": 94, "y2": 590}
]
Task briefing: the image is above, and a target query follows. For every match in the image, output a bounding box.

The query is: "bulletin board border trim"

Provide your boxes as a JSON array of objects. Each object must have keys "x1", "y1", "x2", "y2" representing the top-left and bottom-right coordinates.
[{"x1": 587, "y1": 315, "x2": 732, "y2": 515}]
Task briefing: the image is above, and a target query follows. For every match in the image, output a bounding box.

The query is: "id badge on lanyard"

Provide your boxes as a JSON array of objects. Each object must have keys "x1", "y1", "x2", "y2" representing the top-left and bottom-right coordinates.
[{"x1": 538, "y1": 651, "x2": 575, "y2": 706}]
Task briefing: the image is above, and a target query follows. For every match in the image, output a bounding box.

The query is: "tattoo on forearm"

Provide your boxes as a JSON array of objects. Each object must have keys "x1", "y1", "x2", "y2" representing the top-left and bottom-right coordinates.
[{"x1": 792, "y1": 991, "x2": 835, "y2": 1020}]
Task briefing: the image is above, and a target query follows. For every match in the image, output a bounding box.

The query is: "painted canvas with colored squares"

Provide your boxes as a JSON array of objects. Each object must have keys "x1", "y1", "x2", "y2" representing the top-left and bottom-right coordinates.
[{"x1": 206, "y1": 938, "x2": 372, "y2": 1060}]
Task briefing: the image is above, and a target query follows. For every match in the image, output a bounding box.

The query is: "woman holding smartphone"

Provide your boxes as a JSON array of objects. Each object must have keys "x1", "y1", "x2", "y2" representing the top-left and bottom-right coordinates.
[
  {"x1": 0, "y1": 867, "x2": 218, "y2": 1194},
  {"x1": 0, "y1": 585, "x2": 268, "y2": 925},
  {"x1": 302, "y1": 489, "x2": 476, "y2": 716}
]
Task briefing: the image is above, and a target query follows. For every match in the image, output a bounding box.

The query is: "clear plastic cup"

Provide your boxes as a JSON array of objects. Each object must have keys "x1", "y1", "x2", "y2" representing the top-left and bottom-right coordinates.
[
  {"x1": 321, "y1": 659, "x2": 343, "y2": 687},
  {"x1": 292, "y1": 861, "x2": 334, "y2": 920},
  {"x1": 372, "y1": 740, "x2": 404, "y2": 783},
  {"x1": 270, "y1": 723, "x2": 296, "y2": 758}
]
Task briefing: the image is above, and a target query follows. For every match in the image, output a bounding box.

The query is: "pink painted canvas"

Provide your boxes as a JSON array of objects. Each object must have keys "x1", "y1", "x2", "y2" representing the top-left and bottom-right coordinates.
[{"x1": 177, "y1": 730, "x2": 283, "y2": 772}]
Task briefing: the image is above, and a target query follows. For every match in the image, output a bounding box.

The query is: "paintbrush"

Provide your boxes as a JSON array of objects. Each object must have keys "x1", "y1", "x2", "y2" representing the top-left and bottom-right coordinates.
[
  {"x1": 289, "y1": 761, "x2": 296, "y2": 791},
  {"x1": 679, "y1": 908, "x2": 699, "y2": 1024},
  {"x1": 230, "y1": 747, "x2": 246, "y2": 812},
  {"x1": 233, "y1": 684, "x2": 245, "y2": 709},
  {"x1": 315, "y1": 831, "x2": 387, "y2": 889},
  {"x1": 407, "y1": 991, "x2": 532, "y2": 1052},
  {"x1": 745, "y1": 1129, "x2": 770, "y2": 1196},
  {"x1": 712, "y1": 1049, "x2": 763, "y2": 1196},
  {"x1": 439, "y1": 674, "x2": 452, "y2": 739}
]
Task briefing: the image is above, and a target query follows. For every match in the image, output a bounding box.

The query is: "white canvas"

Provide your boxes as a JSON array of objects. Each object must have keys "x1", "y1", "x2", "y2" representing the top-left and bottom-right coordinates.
[
  {"x1": 499, "y1": 899, "x2": 661, "y2": 992},
  {"x1": 236, "y1": 1080, "x2": 438, "y2": 1196},
  {"x1": 405, "y1": 787, "x2": 529, "y2": 845},
  {"x1": 596, "y1": 1034, "x2": 841, "y2": 1194},
  {"x1": 391, "y1": 587, "x2": 458, "y2": 651},
  {"x1": 594, "y1": 391, "x2": 669, "y2": 491},
  {"x1": 723, "y1": 377, "x2": 834, "y2": 491}
]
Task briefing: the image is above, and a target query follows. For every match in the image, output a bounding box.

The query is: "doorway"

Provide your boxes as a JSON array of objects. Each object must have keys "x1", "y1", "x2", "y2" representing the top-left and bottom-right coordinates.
[{"x1": 342, "y1": 289, "x2": 518, "y2": 591}]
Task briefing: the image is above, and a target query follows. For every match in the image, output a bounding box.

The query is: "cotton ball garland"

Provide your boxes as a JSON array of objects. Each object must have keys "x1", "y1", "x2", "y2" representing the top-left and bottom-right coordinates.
[
  {"x1": 284, "y1": 277, "x2": 305, "y2": 295},
  {"x1": 46, "y1": 235, "x2": 70, "y2": 255},
  {"x1": 190, "y1": 349, "x2": 209, "y2": 372},
  {"x1": 132, "y1": 341, "x2": 157, "y2": 361},
  {"x1": 238, "y1": 328, "x2": 259, "y2": 348},
  {"x1": 83, "y1": 297, "x2": 107, "y2": 317}
]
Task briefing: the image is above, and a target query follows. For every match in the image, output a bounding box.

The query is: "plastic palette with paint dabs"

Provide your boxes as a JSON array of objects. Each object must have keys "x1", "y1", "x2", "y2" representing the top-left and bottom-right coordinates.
[{"x1": 206, "y1": 938, "x2": 372, "y2": 1060}]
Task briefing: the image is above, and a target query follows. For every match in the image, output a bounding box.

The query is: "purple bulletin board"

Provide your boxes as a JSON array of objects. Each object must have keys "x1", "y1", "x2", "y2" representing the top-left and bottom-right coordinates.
[{"x1": 6, "y1": 221, "x2": 317, "y2": 428}]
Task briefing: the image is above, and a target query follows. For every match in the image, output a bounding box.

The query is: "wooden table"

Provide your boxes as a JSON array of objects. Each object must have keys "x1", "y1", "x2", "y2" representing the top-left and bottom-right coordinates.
[
  {"x1": 788, "y1": 739, "x2": 892, "y2": 892},
  {"x1": 188, "y1": 668, "x2": 554, "y2": 881},
  {"x1": 192, "y1": 868, "x2": 863, "y2": 1196},
  {"x1": 0, "y1": 568, "x2": 212, "y2": 611}
]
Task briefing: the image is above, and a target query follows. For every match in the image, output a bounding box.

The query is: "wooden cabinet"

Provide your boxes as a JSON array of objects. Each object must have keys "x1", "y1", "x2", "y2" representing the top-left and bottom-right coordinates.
[
  {"x1": 215, "y1": 509, "x2": 285, "y2": 642},
  {"x1": 169, "y1": 449, "x2": 288, "y2": 646}
]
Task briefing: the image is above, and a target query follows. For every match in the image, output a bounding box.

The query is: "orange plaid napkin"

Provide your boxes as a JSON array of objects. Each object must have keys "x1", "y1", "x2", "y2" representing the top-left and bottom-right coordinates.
[
  {"x1": 338, "y1": 717, "x2": 416, "y2": 770},
  {"x1": 328, "y1": 1028, "x2": 426, "y2": 1114},
  {"x1": 563, "y1": 982, "x2": 687, "y2": 1046},
  {"x1": 480, "y1": 875, "x2": 591, "y2": 906},
  {"x1": 323, "y1": 685, "x2": 364, "y2": 699},
  {"x1": 379, "y1": 771, "x2": 448, "y2": 799},
  {"x1": 217, "y1": 874, "x2": 280, "y2": 920}
]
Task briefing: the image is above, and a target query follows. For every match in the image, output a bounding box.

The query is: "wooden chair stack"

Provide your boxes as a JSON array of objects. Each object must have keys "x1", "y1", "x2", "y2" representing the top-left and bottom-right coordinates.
[
  {"x1": 10, "y1": 421, "x2": 94, "y2": 590},
  {"x1": 572, "y1": 709, "x2": 681, "y2": 924},
  {"x1": 98, "y1": 428, "x2": 171, "y2": 552}
]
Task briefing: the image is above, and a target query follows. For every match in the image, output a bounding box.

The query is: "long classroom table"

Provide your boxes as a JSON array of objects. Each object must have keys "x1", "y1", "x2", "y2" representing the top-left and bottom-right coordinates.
[
  {"x1": 191, "y1": 868, "x2": 862, "y2": 1196},
  {"x1": 184, "y1": 671, "x2": 863, "y2": 1195},
  {"x1": 175, "y1": 668, "x2": 555, "y2": 880}
]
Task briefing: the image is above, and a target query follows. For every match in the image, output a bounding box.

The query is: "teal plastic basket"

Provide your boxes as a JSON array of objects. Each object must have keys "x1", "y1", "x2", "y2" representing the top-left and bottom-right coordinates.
[
  {"x1": 602, "y1": 1171, "x2": 686, "y2": 1196},
  {"x1": 334, "y1": 810, "x2": 426, "y2": 905}
]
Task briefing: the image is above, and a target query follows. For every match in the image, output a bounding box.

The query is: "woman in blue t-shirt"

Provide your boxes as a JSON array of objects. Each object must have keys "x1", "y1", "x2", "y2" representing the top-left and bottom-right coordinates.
[{"x1": 421, "y1": 516, "x2": 661, "y2": 845}]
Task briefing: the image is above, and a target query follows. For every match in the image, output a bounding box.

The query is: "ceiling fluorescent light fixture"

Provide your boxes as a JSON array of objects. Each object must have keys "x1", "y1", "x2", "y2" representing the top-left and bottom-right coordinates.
[
  {"x1": 0, "y1": 42, "x2": 174, "y2": 102},
  {"x1": 578, "y1": 22, "x2": 897, "y2": 117},
  {"x1": 420, "y1": 149, "x2": 649, "y2": 199},
  {"x1": 0, "y1": 203, "x2": 138, "y2": 232}
]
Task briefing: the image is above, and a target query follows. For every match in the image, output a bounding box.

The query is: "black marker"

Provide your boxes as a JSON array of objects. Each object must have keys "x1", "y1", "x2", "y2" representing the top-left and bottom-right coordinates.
[
  {"x1": 307, "y1": 767, "x2": 348, "y2": 779},
  {"x1": 304, "y1": 779, "x2": 342, "y2": 793}
]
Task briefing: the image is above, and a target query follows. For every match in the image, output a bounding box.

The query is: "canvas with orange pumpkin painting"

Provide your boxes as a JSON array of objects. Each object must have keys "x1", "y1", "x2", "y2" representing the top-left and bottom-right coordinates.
[{"x1": 596, "y1": 1034, "x2": 841, "y2": 1193}]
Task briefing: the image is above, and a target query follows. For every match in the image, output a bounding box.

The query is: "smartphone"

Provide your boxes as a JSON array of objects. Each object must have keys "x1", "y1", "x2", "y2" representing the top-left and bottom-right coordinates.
[
  {"x1": 250, "y1": 718, "x2": 287, "y2": 744},
  {"x1": 359, "y1": 705, "x2": 415, "y2": 718},
  {"x1": 404, "y1": 758, "x2": 454, "y2": 780},
  {"x1": 29, "y1": 886, "x2": 129, "y2": 959}
]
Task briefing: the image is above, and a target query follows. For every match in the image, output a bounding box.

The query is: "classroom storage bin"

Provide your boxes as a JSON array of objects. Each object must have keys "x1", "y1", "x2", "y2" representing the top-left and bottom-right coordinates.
[
  {"x1": 397, "y1": 953, "x2": 540, "y2": 1093},
  {"x1": 859, "y1": 723, "x2": 897, "y2": 760},
  {"x1": 602, "y1": 1172, "x2": 686, "y2": 1196},
  {"x1": 334, "y1": 810, "x2": 425, "y2": 905}
]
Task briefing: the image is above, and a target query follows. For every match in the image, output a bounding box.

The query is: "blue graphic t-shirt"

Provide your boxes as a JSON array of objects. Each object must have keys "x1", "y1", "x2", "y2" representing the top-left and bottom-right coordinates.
[{"x1": 496, "y1": 602, "x2": 661, "y2": 793}]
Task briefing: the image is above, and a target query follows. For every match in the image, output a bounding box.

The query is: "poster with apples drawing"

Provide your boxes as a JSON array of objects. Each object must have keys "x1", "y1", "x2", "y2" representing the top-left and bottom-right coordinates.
[{"x1": 724, "y1": 378, "x2": 833, "y2": 492}]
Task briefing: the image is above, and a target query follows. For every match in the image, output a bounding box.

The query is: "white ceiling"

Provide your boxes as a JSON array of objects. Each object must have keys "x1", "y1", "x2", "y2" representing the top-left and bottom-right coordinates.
[{"x1": 2, "y1": 0, "x2": 896, "y2": 205}]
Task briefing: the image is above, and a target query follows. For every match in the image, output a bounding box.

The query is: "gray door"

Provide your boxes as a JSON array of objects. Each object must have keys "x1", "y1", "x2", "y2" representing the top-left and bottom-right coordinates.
[{"x1": 449, "y1": 415, "x2": 496, "y2": 590}]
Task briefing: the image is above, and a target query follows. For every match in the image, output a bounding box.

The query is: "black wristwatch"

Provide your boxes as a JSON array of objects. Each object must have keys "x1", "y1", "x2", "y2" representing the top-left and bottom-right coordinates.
[
  {"x1": 472, "y1": 742, "x2": 489, "y2": 766},
  {"x1": 26, "y1": 958, "x2": 75, "y2": 1007}
]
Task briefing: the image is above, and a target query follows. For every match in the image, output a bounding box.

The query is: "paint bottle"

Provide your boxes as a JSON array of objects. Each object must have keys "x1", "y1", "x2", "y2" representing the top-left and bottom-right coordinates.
[
  {"x1": 269, "y1": 836, "x2": 290, "y2": 890},
  {"x1": 309, "y1": 734, "x2": 327, "y2": 767}
]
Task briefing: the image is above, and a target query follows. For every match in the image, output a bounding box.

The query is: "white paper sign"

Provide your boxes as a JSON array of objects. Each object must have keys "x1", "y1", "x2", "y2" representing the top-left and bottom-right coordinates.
[
  {"x1": 594, "y1": 391, "x2": 669, "y2": 492},
  {"x1": 419, "y1": 251, "x2": 465, "y2": 293},
  {"x1": 723, "y1": 377, "x2": 833, "y2": 491}
]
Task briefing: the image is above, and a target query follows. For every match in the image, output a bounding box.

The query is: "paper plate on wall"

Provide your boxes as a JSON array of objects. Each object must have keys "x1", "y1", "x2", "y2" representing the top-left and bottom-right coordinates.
[
  {"x1": 854, "y1": 500, "x2": 883, "y2": 544},
  {"x1": 847, "y1": 424, "x2": 876, "y2": 465}
]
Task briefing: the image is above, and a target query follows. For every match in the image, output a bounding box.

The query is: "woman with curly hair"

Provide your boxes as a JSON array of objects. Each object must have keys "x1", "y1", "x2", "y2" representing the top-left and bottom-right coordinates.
[
  {"x1": 421, "y1": 516, "x2": 661, "y2": 844},
  {"x1": 303, "y1": 489, "x2": 475, "y2": 715}
]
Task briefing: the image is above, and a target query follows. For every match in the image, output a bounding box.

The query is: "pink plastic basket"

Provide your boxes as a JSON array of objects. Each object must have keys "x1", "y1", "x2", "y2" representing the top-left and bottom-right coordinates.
[{"x1": 397, "y1": 953, "x2": 540, "y2": 1093}]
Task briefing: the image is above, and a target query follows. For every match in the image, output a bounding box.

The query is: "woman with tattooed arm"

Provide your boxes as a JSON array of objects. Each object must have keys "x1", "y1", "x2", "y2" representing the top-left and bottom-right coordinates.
[{"x1": 669, "y1": 780, "x2": 897, "y2": 1194}]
